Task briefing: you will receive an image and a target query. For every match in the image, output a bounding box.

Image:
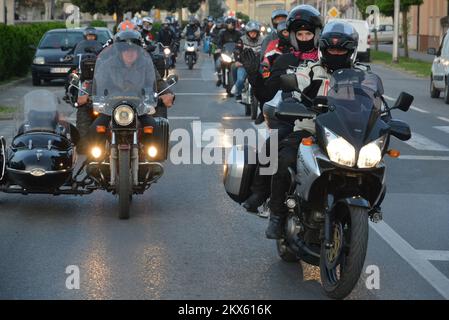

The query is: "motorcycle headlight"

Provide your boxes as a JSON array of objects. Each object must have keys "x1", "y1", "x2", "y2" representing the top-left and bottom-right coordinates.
[
  {"x1": 164, "y1": 48, "x2": 171, "y2": 55},
  {"x1": 357, "y1": 136, "x2": 386, "y2": 168},
  {"x1": 148, "y1": 146, "x2": 158, "y2": 158},
  {"x1": 91, "y1": 146, "x2": 102, "y2": 159},
  {"x1": 33, "y1": 57, "x2": 45, "y2": 65},
  {"x1": 221, "y1": 53, "x2": 232, "y2": 63},
  {"x1": 324, "y1": 128, "x2": 356, "y2": 167},
  {"x1": 186, "y1": 46, "x2": 195, "y2": 52},
  {"x1": 113, "y1": 105, "x2": 134, "y2": 126}
]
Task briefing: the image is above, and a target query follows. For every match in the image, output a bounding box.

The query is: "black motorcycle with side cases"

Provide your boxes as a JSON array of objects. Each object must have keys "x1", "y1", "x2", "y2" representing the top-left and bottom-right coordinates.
[{"x1": 223, "y1": 68, "x2": 413, "y2": 299}]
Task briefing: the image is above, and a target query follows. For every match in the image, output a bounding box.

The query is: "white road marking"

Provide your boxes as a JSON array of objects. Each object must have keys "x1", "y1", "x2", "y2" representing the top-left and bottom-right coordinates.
[
  {"x1": 434, "y1": 126, "x2": 449, "y2": 134},
  {"x1": 404, "y1": 133, "x2": 449, "y2": 151},
  {"x1": 437, "y1": 116, "x2": 449, "y2": 123},
  {"x1": 383, "y1": 95, "x2": 395, "y2": 101},
  {"x1": 399, "y1": 155, "x2": 449, "y2": 161},
  {"x1": 417, "y1": 250, "x2": 449, "y2": 262},
  {"x1": 370, "y1": 221, "x2": 449, "y2": 299},
  {"x1": 177, "y1": 78, "x2": 206, "y2": 81}
]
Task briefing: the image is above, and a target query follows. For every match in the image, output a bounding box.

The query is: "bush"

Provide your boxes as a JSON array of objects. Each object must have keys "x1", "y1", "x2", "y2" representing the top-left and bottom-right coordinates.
[
  {"x1": 89, "y1": 20, "x2": 107, "y2": 28},
  {"x1": 0, "y1": 22, "x2": 65, "y2": 81}
]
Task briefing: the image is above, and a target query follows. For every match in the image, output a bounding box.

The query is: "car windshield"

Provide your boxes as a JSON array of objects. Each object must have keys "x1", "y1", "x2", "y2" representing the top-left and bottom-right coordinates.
[{"x1": 39, "y1": 32, "x2": 84, "y2": 49}]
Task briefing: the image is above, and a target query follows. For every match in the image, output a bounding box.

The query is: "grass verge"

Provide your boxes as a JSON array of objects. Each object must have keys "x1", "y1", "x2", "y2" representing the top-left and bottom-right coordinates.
[{"x1": 371, "y1": 50, "x2": 432, "y2": 78}]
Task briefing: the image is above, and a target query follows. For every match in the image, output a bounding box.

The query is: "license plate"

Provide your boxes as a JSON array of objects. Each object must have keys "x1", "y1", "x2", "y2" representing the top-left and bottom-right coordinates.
[{"x1": 50, "y1": 67, "x2": 70, "y2": 73}]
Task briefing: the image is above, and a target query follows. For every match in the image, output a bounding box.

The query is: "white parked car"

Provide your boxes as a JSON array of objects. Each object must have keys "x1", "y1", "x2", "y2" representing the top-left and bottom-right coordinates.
[
  {"x1": 328, "y1": 18, "x2": 371, "y2": 62},
  {"x1": 370, "y1": 24, "x2": 394, "y2": 43},
  {"x1": 429, "y1": 31, "x2": 449, "y2": 102}
]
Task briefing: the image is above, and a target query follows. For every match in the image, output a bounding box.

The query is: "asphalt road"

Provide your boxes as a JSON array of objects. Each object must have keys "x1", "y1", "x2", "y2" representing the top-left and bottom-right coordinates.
[{"x1": 0, "y1": 52, "x2": 448, "y2": 300}]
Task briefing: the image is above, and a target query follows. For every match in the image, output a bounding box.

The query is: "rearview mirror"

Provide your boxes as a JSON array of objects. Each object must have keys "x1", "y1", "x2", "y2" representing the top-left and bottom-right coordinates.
[
  {"x1": 392, "y1": 92, "x2": 414, "y2": 112},
  {"x1": 280, "y1": 74, "x2": 299, "y2": 92},
  {"x1": 166, "y1": 74, "x2": 178, "y2": 84},
  {"x1": 388, "y1": 119, "x2": 411, "y2": 141},
  {"x1": 427, "y1": 47, "x2": 437, "y2": 56}
]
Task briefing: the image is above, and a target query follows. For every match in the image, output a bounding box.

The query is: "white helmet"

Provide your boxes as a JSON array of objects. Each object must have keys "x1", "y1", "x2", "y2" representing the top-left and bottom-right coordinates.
[{"x1": 142, "y1": 17, "x2": 154, "y2": 31}]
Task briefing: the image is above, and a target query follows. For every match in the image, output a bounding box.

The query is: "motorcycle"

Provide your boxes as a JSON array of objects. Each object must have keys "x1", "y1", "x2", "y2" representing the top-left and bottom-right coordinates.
[
  {"x1": 219, "y1": 42, "x2": 236, "y2": 95},
  {"x1": 184, "y1": 35, "x2": 198, "y2": 70},
  {"x1": 223, "y1": 68, "x2": 413, "y2": 299},
  {"x1": 0, "y1": 90, "x2": 80, "y2": 194},
  {"x1": 87, "y1": 42, "x2": 177, "y2": 219},
  {"x1": 240, "y1": 78, "x2": 258, "y2": 119},
  {"x1": 158, "y1": 42, "x2": 174, "y2": 77}
]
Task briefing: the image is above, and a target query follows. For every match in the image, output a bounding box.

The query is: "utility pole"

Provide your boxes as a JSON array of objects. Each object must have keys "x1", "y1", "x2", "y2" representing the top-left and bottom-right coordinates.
[{"x1": 393, "y1": 0, "x2": 400, "y2": 63}]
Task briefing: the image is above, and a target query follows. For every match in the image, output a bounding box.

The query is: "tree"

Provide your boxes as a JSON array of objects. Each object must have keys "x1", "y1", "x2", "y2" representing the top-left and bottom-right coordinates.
[
  {"x1": 209, "y1": 0, "x2": 225, "y2": 18},
  {"x1": 355, "y1": 0, "x2": 376, "y2": 19},
  {"x1": 236, "y1": 12, "x2": 249, "y2": 24},
  {"x1": 376, "y1": 0, "x2": 423, "y2": 58}
]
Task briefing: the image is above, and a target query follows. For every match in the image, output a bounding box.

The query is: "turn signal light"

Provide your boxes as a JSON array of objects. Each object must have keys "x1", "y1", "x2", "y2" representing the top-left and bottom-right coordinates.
[
  {"x1": 93, "y1": 111, "x2": 99, "y2": 116},
  {"x1": 96, "y1": 125, "x2": 106, "y2": 133},
  {"x1": 387, "y1": 149, "x2": 400, "y2": 158},
  {"x1": 143, "y1": 126, "x2": 154, "y2": 134},
  {"x1": 301, "y1": 137, "x2": 314, "y2": 146}
]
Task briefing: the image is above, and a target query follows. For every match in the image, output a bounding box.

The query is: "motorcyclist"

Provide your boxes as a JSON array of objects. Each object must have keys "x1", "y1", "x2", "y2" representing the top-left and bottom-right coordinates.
[
  {"x1": 157, "y1": 18, "x2": 177, "y2": 67},
  {"x1": 204, "y1": 16, "x2": 214, "y2": 36},
  {"x1": 231, "y1": 21, "x2": 264, "y2": 102},
  {"x1": 211, "y1": 17, "x2": 225, "y2": 69},
  {"x1": 117, "y1": 19, "x2": 137, "y2": 32},
  {"x1": 88, "y1": 31, "x2": 175, "y2": 148},
  {"x1": 260, "y1": 9, "x2": 288, "y2": 61},
  {"x1": 241, "y1": 5, "x2": 323, "y2": 213},
  {"x1": 265, "y1": 21, "x2": 373, "y2": 239},
  {"x1": 215, "y1": 16, "x2": 242, "y2": 87},
  {"x1": 141, "y1": 17, "x2": 155, "y2": 45},
  {"x1": 182, "y1": 17, "x2": 201, "y2": 44}
]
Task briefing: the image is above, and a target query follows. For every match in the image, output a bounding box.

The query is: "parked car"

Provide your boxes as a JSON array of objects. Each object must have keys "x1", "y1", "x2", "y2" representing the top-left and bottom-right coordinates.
[
  {"x1": 328, "y1": 18, "x2": 371, "y2": 62},
  {"x1": 31, "y1": 27, "x2": 113, "y2": 86},
  {"x1": 429, "y1": 31, "x2": 449, "y2": 102},
  {"x1": 370, "y1": 24, "x2": 394, "y2": 43}
]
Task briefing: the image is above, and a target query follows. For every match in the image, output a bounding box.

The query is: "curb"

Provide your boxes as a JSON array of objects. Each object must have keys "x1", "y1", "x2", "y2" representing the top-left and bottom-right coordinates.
[
  {"x1": 0, "y1": 76, "x2": 31, "y2": 90},
  {"x1": 0, "y1": 113, "x2": 14, "y2": 121}
]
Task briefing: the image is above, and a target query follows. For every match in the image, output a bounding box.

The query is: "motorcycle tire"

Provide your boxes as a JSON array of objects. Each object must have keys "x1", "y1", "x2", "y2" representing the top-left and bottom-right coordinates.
[
  {"x1": 187, "y1": 55, "x2": 194, "y2": 70},
  {"x1": 320, "y1": 206, "x2": 368, "y2": 299},
  {"x1": 250, "y1": 94, "x2": 258, "y2": 120},
  {"x1": 118, "y1": 148, "x2": 131, "y2": 220}
]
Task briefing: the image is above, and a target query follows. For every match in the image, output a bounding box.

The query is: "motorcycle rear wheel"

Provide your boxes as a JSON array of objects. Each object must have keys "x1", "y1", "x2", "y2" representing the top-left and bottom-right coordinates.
[{"x1": 118, "y1": 148, "x2": 131, "y2": 220}]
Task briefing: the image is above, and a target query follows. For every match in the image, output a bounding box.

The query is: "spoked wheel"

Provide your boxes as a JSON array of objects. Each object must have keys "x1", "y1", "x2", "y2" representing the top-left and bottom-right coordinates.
[
  {"x1": 320, "y1": 206, "x2": 368, "y2": 299},
  {"x1": 117, "y1": 148, "x2": 131, "y2": 220}
]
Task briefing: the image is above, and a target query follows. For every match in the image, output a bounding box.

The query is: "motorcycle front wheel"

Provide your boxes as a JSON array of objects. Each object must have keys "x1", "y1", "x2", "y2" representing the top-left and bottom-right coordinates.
[
  {"x1": 187, "y1": 55, "x2": 194, "y2": 70},
  {"x1": 118, "y1": 148, "x2": 131, "y2": 220},
  {"x1": 320, "y1": 206, "x2": 368, "y2": 299}
]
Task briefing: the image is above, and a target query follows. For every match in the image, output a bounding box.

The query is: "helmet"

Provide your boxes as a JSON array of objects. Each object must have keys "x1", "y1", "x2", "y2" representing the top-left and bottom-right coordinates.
[
  {"x1": 164, "y1": 17, "x2": 172, "y2": 25},
  {"x1": 319, "y1": 21, "x2": 359, "y2": 71},
  {"x1": 142, "y1": 17, "x2": 153, "y2": 31},
  {"x1": 286, "y1": 5, "x2": 323, "y2": 52},
  {"x1": 188, "y1": 16, "x2": 196, "y2": 25},
  {"x1": 271, "y1": 9, "x2": 288, "y2": 28},
  {"x1": 245, "y1": 21, "x2": 261, "y2": 39},
  {"x1": 115, "y1": 30, "x2": 144, "y2": 48},
  {"x1": 276, "y1": 21, "x2": 290, "y2": 45},
  {"x1": 117, "y1": 20, "x2": 136, "y2": 32},
  {"x1": 83, "y1": 27, "x2": 97, "y2": 40},
  {"x1": 207, "y1": 16, "x2": 214, "y2": 22},
  {"x1": 216, "y1": 17, "x2": 224, "y2": 28},
  {"x1": 225, "y1": 16, "x2": 237, "y2": 29}
]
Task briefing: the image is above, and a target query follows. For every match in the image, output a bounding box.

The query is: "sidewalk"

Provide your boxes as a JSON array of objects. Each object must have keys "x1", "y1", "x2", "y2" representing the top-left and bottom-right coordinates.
[{"x1": 376, "y1": 44, "x2": 435, "y2": 63}]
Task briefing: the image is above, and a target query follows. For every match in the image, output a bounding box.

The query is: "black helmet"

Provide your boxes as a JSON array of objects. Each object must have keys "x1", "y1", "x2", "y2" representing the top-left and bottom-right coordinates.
[
  {"x1": 245, "y1": 20, "x2": 261, "y2": 36},
  {"x1": 84, "y1": 27, "x2": 97, "y2": 40},
  {"x1": 271, "y1": 9, "x2": 288, "y2": 28},
  {"x1": 287, "y1": 5, "x2": 323, "y2": 52},
  {"x1": 276, "y1": 21, "x2": 289, "y2": 44},
  {"x1": 115, "y1": 30, "x2": 144, "y2": 47},
  {"x1": 225, "y1": 16, "x2": 237, "y2": 26},
  {"x1": 319, "y1": 21, "x2": 359, "y2": 71}
]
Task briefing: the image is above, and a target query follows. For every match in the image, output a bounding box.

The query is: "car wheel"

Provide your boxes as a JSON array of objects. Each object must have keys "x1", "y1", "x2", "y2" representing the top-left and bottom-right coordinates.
[
  {"x1": 444, "y1": 79, "x2": 449, "y2": 104},
  {"x1": 32, "y1": 73, "x2": 41, "y2": 86},
  {"x1": 430, "y1": 76, "x2": 441, "y2": 99}
]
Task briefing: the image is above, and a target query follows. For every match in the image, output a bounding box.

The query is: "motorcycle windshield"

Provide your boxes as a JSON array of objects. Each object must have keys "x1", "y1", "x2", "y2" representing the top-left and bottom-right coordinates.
[
  {"x1": 92, "y1": 42, "x2": 157, "y2": 116},
  {"x1": 17, "y1": 90, "x2": 60, "y2": 134},
  {"x1": 73, "y1": 40, "x2": 103, "y2": 56},
  {"x1": 223, "y1": 42, "x2": 236, "y2": 53},
  {"x1": 326, "y1": 69, "x2": 384, "y2": 149}
]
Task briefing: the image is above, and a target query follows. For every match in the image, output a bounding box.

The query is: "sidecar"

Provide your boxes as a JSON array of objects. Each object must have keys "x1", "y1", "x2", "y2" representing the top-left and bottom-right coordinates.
[{"x1": 0, "y1": 90, "x2": 77, "y2": 194}]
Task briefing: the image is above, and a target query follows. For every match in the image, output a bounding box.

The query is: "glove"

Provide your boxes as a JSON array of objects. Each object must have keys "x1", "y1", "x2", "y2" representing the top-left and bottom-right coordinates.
[{"x1": 241, "y1": 48, "x2": 259, "y2": 75}]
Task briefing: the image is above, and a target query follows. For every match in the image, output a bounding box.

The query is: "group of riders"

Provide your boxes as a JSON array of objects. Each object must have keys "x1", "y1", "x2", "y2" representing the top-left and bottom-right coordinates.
[{"x1": 63, "y1": 4, "x2": 380, "y2": 240}]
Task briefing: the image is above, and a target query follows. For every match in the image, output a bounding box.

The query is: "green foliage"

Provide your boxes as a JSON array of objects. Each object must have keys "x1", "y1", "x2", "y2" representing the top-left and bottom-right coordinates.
[
  {"x1": 209, "y1": 0, "x2": 225, "y2": 18},
  {"x1": 89, "y1": 20, "x2": 108, "y2": 27},
  {"x1": 355, "y1": 0, "x2": 376, "y2": 19},
  {"x1": 236, "y1": 12, "x2": 250, "y2": 24},
  {"x1": 376, "y1": 0, "x2": 424, "y2": 17},
  {"x1": 0, "y1": 22, "x2": 66, "y2": 81}
]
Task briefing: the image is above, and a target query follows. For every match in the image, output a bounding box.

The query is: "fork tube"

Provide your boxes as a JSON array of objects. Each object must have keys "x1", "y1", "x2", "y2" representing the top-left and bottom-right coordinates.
[
  {"x1": 110, "y1": 132, "x2": 117, "y2": 185},
  {"x1": 132, "y1": 131, "x2": 139, "y2": 186}
]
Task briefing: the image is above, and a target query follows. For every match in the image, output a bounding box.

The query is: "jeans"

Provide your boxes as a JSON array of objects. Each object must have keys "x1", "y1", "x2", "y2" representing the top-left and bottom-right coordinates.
[{"x1": 233, "y1": 66, "x2": 247, "y2": 95}]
